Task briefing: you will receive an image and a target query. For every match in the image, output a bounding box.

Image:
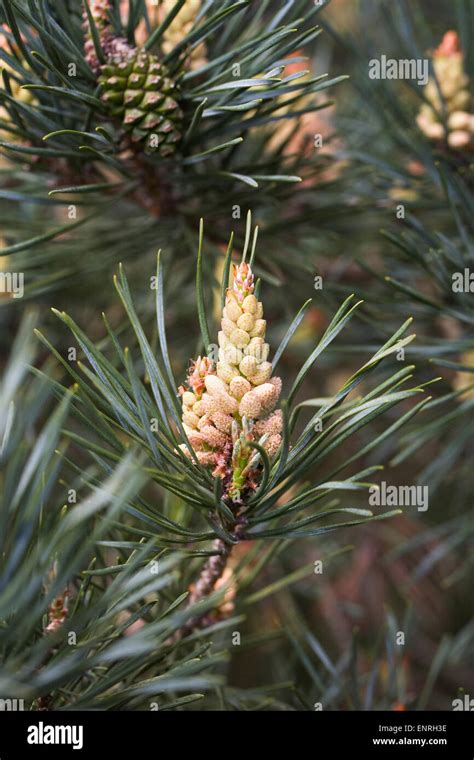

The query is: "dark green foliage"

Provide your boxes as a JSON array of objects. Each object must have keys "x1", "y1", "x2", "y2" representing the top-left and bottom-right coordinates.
[{"x1": 0, "y1": 0, "x2": 344, "y2": 298}]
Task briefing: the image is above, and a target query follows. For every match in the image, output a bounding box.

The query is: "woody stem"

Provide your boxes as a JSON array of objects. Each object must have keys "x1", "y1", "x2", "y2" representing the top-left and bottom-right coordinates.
[
  {"x1": 182, "y1": 520, "x2": 245, "y2": 634},
  {"x1": 187, "y1": 538, "x2": 232, "y2": 608}
]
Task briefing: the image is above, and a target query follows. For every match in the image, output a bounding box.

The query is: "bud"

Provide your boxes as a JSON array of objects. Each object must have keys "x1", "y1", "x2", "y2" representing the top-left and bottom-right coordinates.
[
  {"x1": 45, "y1": 591, "x2": 69, "y2": 634},
  {"x1": 186, "y1": 356, "x2": 214, "y2": 398},
  {"x1": 229, "y1": 376, "x2": 252, "y2": 399},
  {"x1": 240, "y1": 355, "x2": 259, "y2": 377},
  {"x1": 233, "y1": 263, "x2": 255, "y2": 303},
  {"x1": 217, "y1": 360, "x2": 240, "y2": 383}
]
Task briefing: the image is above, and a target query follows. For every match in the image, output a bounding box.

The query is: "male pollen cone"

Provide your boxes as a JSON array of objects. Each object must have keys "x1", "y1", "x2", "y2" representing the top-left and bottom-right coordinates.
[
  {"x1": 178, "y1": 261, "x2": 282, "y2": 501},
  {"x1": 416, "y1": 31, "x2": 473, "y2": 150}
]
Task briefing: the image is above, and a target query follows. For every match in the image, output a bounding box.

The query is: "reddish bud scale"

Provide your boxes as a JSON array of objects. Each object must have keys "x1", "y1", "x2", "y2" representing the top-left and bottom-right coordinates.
[{"x1": 232, "y1": 261, "x2": 255, "y2": 303}]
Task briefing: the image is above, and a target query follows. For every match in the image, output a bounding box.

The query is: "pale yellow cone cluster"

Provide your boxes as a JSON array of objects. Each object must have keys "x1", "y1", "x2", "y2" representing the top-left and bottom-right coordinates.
[
  {"x1": 179, "y1": 355, "x2": 226, "y2": 468},
  {"x1": 0, "y1": 26, "x2": 37, "y2": 151},
  {"x1": 159, "y1": 0, "x2": 207, "y2": 70},
  {"x1": 179, "y1": 261, "x2": 282, "y2": 496},
  {"x1": 417, "y1": 31, "x2": 473, "y2": 149},
  {"x1": 118, "y1": 1, "x2": 207, "y2": 68}
]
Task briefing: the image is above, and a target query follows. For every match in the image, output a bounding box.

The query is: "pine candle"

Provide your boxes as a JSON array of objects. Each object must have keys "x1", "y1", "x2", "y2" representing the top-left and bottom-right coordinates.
[{"x1": 179, "y1": 261, "x2": 282, "y2": 503}]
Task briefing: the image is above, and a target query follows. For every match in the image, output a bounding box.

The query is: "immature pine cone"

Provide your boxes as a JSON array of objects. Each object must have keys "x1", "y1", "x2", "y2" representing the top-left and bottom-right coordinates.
[
  {"x1": 83, "y1": 1, "x2": 183, "y2": 156},
  {"x1": 417, "y1": 31, "x2": 474, "y2": 149}
]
